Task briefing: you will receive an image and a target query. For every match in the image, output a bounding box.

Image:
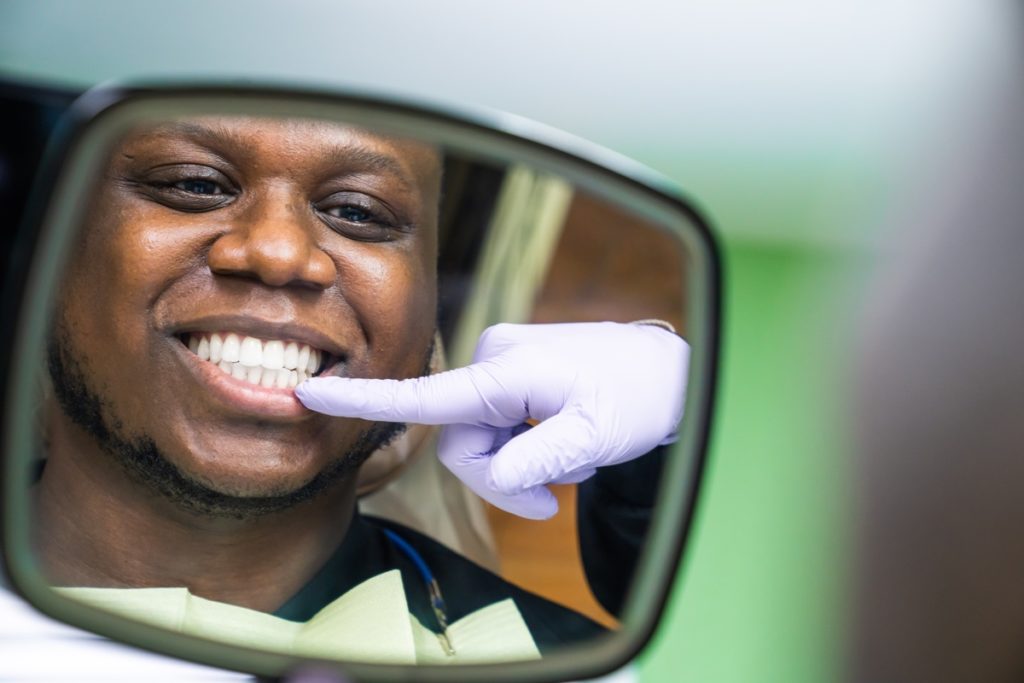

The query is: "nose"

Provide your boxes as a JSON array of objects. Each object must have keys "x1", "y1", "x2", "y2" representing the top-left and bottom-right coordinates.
[{"x1": 206, "y1": 187, "x2": 336, "y2": 289}]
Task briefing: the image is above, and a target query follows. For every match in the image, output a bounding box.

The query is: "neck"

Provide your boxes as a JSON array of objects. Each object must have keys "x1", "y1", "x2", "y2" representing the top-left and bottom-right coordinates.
[{"x1": 34, "y1": 415, "x2": 356, "y2": 614}]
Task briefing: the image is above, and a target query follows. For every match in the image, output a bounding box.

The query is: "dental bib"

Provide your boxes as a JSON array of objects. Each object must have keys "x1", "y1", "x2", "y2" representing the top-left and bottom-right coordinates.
[{"x1": 58, "y1": 570, "x2": 540, "y2": 665}]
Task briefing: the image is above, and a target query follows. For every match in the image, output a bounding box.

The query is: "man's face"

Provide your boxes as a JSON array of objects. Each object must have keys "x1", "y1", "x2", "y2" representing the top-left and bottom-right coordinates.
[{"x1": 50, "y1": 116, "x2": 440, "y2": 512}]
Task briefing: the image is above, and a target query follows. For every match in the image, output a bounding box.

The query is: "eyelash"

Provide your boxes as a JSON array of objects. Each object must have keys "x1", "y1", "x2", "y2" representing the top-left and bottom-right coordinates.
[
  {"x1": 169, "y1": 178, "x2": 227, "y2": 196},
  {"x1": 143, "y1": 176, "x2": 235, "y2": 211}
]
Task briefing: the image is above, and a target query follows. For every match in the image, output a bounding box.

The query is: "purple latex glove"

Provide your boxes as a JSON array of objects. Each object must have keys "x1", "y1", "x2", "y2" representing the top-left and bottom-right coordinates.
[{"x1": 295, "y1": 322, "x2": 689, "y2": 520}]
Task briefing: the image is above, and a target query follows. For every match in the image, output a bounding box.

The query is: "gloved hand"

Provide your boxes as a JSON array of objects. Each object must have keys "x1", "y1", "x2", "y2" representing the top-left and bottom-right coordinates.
[{"x1": 294, "y1": 322, "x2": 689, "y2": 520}]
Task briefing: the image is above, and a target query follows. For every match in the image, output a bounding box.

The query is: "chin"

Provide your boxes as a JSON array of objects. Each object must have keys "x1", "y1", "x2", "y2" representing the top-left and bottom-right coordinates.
[
  {"x1": 185, "y1": 469, "x2": 317, "y2": 500},
  {"x1": 147, "y1": 427, "x2": 389, "y2": 518},
  {"x1": 168, "y1": 446, "x2": 334, "y2": 498}
]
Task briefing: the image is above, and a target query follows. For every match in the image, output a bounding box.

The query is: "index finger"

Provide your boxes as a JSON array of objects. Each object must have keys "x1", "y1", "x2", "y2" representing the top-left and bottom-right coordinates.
[{"x1": 293, "y1": 366, "x2": 523, "y2": 426}]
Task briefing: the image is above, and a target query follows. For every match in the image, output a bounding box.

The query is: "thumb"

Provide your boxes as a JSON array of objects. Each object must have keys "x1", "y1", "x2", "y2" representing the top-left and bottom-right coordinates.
[{"x1": 436, "y1": 423, "x2": 559, "y2": 520}]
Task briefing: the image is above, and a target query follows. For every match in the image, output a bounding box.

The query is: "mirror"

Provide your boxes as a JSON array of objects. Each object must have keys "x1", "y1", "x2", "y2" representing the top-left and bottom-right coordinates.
[{"x1": 2, "y1": 87, "x2": 719, "y2": 681}]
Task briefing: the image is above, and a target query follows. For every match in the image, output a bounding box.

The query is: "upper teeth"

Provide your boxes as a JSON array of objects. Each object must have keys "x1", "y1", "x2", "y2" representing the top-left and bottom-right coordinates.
[{"x1": 186, "y1": 333, "x2": 324, "y2": 389}]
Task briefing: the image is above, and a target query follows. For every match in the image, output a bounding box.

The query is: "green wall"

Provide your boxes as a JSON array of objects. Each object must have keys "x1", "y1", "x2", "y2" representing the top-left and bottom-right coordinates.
[{"x1": 639, "y1": 243, "x2": 866, "y2": 683}]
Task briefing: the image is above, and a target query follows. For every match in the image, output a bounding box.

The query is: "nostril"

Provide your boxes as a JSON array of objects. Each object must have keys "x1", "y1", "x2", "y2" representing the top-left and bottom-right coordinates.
[{"x1": 303, "y1": 249, "x2": 337, "y2": 289}]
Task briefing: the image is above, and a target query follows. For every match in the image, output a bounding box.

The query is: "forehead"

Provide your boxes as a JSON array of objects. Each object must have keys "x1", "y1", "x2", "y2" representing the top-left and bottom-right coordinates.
[{"x1": 117, "y1": 115, "x2": 443, "y2": 189}]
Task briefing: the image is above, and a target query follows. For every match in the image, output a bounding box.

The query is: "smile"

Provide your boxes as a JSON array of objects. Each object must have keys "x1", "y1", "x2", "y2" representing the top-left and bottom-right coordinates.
[{"x1": 183, "y1": 332, "x2": 327, "y2": 389}]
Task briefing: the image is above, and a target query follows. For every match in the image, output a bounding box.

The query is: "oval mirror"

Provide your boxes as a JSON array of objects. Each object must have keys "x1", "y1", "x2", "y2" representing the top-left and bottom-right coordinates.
[{"x1": 1, "y1": 85, "x2": 720, "y2": 682}]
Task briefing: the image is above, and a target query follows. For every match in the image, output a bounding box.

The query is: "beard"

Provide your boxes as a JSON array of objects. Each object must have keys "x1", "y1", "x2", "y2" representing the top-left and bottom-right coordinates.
[{"x1": 45, "y1": 321, "x2": 429, "y2": 520}]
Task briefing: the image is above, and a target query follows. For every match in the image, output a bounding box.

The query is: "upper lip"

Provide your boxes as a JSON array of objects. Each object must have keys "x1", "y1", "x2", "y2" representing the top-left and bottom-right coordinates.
[{"x1": 167, "y1": 314, "x2": 349, "y2": 360}]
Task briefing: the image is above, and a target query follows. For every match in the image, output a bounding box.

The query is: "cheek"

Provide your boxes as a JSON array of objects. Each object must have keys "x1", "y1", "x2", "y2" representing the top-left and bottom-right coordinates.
[
  {"x1": 339, "y1": 245, "x2": 436, "y2": 374},
  {"x1": 58, "y1": 204, "x2": 200, "y2": 381},
  {"x1": 91, "y1": 194, "x2": 208, "y2": 288},
  {"x1": 75, "y1": 217, "x2": 164, "y2": 308}
]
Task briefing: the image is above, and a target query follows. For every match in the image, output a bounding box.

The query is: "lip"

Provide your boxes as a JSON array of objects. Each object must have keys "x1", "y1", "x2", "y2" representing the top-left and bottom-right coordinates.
[{"x1": 167, "y1": 315, "x2": 350, "y2": 421}]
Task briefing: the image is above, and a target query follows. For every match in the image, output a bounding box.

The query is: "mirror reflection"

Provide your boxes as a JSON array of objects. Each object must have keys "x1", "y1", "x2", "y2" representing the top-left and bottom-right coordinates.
[{"x1": 28, "y1": 113, "x2": 691, "y2": 665}]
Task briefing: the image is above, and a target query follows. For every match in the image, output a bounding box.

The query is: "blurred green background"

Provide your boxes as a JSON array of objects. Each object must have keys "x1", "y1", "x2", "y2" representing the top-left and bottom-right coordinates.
[{"x1": 0, "y1": 2, "x2": 1011, "y2": 681}]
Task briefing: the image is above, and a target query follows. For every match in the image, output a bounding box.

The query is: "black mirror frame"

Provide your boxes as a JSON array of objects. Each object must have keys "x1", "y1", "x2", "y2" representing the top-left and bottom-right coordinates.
[{"x1": 0, "y1": 83, "x2": 722, "y2": 682}]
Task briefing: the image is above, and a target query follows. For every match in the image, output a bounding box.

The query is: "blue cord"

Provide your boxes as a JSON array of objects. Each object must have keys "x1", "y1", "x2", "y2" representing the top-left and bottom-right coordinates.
[
  {"x1": 382, "y1": 527, "x2": 455, "y2": 655},
  {"x1": 382, "y1": 528, "x2": 433, "y2": 584}
]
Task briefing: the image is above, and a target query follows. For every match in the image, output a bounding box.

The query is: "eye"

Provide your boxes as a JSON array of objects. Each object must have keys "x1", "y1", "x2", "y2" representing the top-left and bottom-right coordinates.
[
  {"x1": 133, "y1": 164, "x2": 238, "y2": 212},
  {"x1": 323, "y1": 204, "x2": 373, "y2": 223},
  {"x1": 173, "y1": 178, "x2": 225, "y2": 196},
  {"x1": 315, "y1": 191, "x2": 407, "y2": 242}
]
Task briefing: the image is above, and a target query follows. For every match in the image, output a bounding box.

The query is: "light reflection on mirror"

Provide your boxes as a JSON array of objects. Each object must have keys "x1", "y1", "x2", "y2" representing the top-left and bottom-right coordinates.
[{"x1": 27, "y1": 113, "x2": 691, "y2": 666}]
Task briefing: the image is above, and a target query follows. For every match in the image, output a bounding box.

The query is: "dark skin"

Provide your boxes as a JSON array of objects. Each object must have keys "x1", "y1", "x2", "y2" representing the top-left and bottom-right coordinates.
[{"x1": 33, "y1": 117, "x2": 441, "y2": 613}]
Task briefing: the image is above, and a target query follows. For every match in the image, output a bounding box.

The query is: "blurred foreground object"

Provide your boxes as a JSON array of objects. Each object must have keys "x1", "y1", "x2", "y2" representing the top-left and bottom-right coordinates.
[{"x1": 849, "y1": 17, "x2": 1024, "y2": 683}]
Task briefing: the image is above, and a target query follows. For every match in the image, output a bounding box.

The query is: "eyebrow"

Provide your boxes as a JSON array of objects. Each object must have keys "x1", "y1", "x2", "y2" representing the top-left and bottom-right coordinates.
[{"x1": 138, "y1": 120, "x2": 420, "y2": 191}]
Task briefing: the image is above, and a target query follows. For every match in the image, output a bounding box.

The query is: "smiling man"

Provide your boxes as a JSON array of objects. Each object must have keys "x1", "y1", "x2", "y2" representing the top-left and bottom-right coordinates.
[{"x1": 35, "y1": 117, "x2": 445, "y2": 610}]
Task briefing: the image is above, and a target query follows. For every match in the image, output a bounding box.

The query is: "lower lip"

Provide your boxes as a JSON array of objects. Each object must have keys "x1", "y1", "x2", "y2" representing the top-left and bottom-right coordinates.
[{"x1": 174, "y1": 341, "x2": 311, "y2": 420}]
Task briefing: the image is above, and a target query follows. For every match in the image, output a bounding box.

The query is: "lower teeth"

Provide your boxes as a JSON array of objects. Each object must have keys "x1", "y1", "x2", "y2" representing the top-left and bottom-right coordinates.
[{"x1": 214, "y1": 359, "x2": 307, "y2": 388}]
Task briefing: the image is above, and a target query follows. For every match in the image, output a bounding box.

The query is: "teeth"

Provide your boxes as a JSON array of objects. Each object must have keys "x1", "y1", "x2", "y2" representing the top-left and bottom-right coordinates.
[
  {"x1": 185, "y1": 332, "x2": 329, "y2": 390},
  {"x1": 283, "y1": 342, "x2": 299, "y2": 370},
  {"x1": 262, "y1": 340, "x2": 284, "y2": 370},
  {"x1": 239, "y1": 336, "x2": 262, "y2": 367},
  {"x1": 209, "y1": 333, "x2": 223, "y2": 363},
  {"x1": 197, "y1": 337, "x2": 210, "y2": 361},
  {"x1": 221, "y1": 334, "x2": 241, "y2": 363}
]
